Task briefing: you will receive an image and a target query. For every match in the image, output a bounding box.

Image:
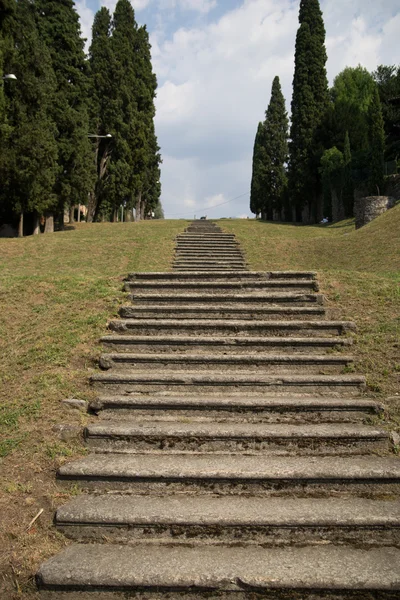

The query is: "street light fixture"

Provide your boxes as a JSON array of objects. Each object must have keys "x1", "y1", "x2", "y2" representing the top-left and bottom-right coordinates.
[
  {"x1": 2, "y1": 74, "x2": 17, "y2": 80},
  {"x1": 87, "y1": 133, "x2": 112, "y2": 138}
]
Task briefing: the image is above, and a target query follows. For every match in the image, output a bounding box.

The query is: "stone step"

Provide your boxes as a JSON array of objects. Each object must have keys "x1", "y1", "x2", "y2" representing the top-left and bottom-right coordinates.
[
  {"x1": 85, "y1": 421, "x2": 388, "y2": 455},
  {"x1": 90, "y1": 395, "x2": 383, "y2": 423},
  {"x1": 107, "y1": 319, "x2": 354, "y2": 337},
  {"x1": 125, "y1": 280, "x2": 319, "y2": 292},
  {"x1": 119, "y1": 305, "x2": 326, "y2": 320},
  {"x1": 101, "y1": 334, "x2": 352, "y2": 353},
  {"x1": 175, "y1": 251, "x2": 244, "y2": 257},
  {"x1": 177, "y1": 233, "x2": 236, "y2": 238},
  {"x1": 175, "y1": 243, "x2": 241, "y2": 249},
  {"x1": 126, "y1": 271, "x2": 317, "y2": 281},
  {"x1": 57, "y1": 454, "x2": 400, "y2": 495},
  {"x1": 36, "y1": 544, "x2": 400, "y2": 597},
  {"x1": 172, "y1": 262, "x2": 247, "y2": 268},
  {"x1": 98, "y1": 352, "x2": 353, "y2": 373},
  {"x1": 128, "y1": 292, "x2": 324, "y2": 305},
  {"x1": 91, "y1": 372, "x2": 366, "y2": 394},
  {"x1": 55, "y1": 495, "x2": 400, "y2": 545}
]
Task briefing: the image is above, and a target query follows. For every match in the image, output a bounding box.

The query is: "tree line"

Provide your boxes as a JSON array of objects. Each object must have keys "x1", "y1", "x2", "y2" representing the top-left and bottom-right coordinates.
[
  {"x1": 250, "y1": 0, "x2": 400, "y2": 223},
  {"x1": 0, "y1": 0, "x2": 162, "y2": 236}
]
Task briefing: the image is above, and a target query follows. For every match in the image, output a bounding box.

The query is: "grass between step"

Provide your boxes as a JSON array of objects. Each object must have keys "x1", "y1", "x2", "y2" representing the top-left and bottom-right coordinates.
[
  {"x1": 0, "y1": 220, "x2": 186, "y2": 598},
  {"x1": 0, "y1": 210, "x2": 399, "y2": 597}
]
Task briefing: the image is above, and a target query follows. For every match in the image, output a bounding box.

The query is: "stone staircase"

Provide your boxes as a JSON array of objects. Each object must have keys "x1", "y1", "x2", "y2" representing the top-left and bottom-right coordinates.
[{"x1": 37, "y1": 220, "x2": 400, "y2": 598}]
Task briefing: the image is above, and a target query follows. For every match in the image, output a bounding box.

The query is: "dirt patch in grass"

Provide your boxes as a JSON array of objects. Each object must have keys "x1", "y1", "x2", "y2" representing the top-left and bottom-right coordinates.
[{"x1": 0, "y1": 220, "x2": 187, "y2": 598}]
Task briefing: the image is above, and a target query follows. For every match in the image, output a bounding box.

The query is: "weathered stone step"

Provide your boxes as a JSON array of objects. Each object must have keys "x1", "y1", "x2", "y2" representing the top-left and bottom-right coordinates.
[
  {"x1": 101, "y1": 334, "x2": 352, "y2": 353},
  {"x1": 85, "y1": 421, "x2": 387, "y2": 454},
  {"x1": 107, "y1": 319, "x2": 354, "y2": 337},
  {"x1": 119, "y1": 305, "x2": 326, "y2": 320},
  {"x1": 129, "y1": 292, "x2": 324, "y2": 306},
  {"x1": 55, "y1": 495, "x2": 400, "y2": 545},
  {"x1": 175, "y1": 243, "x2": 241, "y2": 249},
  {"x1": 172, "y1": 261, "x2": 247, "y2": 268},
  {"x1": 125, "y1": 280, "x2": 319, "y2": 292},
  {"x1": 99, "y1": 352, "x2": 353, "y2": 373},
  {"x1": 91, "y1": 372, "x2": 366, "y2": 394},
  {"x1": 57, "y1": 453, "x2": 400, "y2": 495},
  {"x1": 126, "y1": 271, "x2": 317, "y2": 281},
  {"x1": 177, "y1": 233, "x2": 236, "y2": 238},
  {"x1": 175, "y1": 251, "x2": 244, "y2": 257},
  {"x1": 90, "y1": 395, "x2": 383, "y2": 424},
  {"x1": 36, "y1": 543, "x2": 400, "y2": 597}
]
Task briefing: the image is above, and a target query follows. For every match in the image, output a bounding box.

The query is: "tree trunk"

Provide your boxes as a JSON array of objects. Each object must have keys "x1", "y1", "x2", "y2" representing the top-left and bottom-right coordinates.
[
  {"x1": 77, "y1": 204, "x2": 81, "y2": 223},
  {"x1": 33, "y1": 213, "x2": 40, "y2": 235},
  {"x1": 18, "y1": 212, "x2": 24, "y2": 238},
  {"x1": 135, "y1": 192, "x2": 142, "y2": 221},
  {"x1": 87, "y1": 192, "x2": 95, "y2": 222},
  {"x1": 44, "y1": 212, "x2": 54, "y2": 233},
  {"x1": 331, "y1": 188, "x2": 344, "y2": 222},
  {"x1": 125, "y1": 210, "x2": 132, "y2": 222},
  {"x1": 112, "y1": 208, "x2": 118, "y2": 223},
  {"x1": 69, "y1": 205, "x2": 75, "y2": 224}
]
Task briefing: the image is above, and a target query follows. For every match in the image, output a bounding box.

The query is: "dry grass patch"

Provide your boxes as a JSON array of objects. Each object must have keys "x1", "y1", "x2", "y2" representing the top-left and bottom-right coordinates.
[
  {"x1": 220, "y1": 206, "x2": 400, "y2": 405},
  {"x1": 0, "y1": 220, "x2": 186, "y2": 598}
]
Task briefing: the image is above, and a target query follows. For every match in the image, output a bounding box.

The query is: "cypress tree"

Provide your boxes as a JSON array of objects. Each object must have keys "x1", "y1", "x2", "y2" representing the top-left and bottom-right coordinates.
[
  {"x1": 288, "y1": 0, "x2": 329, "y2": 222},
  {"x1": 87, "y1": 7, "x2": 115, "y2": 221},
  {"x1": 250, "y1": 122, "x2": 265, "y2": 217},
  {"x1": 104, "y1": 0, "x2": 139, "y2": 221},
  {"x1": 36, "y1": 0, "x2": 93, "y2": 230},
  {"x1": 0, "y1": 0, "x2": 58, "y2": 236},
  {"x1": 261, "y1": 76, "x2": 288, "y2": 220},
  {"x1": 368, "y1": 85, "x2": 385, "y2": 195},
  {"x1": 132, "y1": 25, "x2": 160, "y2": 220}
]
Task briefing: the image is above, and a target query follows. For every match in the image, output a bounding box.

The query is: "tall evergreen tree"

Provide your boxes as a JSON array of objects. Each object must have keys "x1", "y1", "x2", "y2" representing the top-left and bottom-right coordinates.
[
  {"x1": 368, "y1": 85, "x2": 385, "y2": 195},
  {"x1": 87, "y1": 6, "x2": 115, "y2": 221},
  {"x1": 104, "y1": 0, "x2": 139, "y2": 221},
  {"x1": 260, "y1": 76, "x2": 288, "y2": 220},
  {"x1": 132, "y1": 25, "x2": 160, "y2": 220},
  {"x1": 288, "y1": 0, "x2": 329, "y2": 222},
  {"x1": 0, "y1": 0, "x2": 58, "y2": 236},
  {"x1": 36, "y1": 0, "x2": 93, "y2": 230},
  {"x1": 250, "y1": 122, "x2": 265, "y2": 217}
]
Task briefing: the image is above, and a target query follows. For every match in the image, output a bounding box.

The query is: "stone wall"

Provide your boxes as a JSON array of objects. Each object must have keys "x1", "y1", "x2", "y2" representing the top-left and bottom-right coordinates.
[{"x1": 354, "y1": 196, "x2": 395, "y2": 229}]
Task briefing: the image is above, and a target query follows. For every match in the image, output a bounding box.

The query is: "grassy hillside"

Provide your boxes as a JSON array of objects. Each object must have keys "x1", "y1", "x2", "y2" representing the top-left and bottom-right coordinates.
[
  {"x1": 221, "y1": 205, "x2": 400, "y2": 401},
  {"x1": 0, "y1": 210, "x2": 399, "y2": 597},
  {"x1": 0, "y1": 220, "x2": 187, "y2": 598}
]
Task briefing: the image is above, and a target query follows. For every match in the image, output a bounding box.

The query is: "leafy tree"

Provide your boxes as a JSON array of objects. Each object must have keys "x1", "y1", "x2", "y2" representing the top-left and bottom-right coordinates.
[
  {"x1": 36, "y1": 0, "x2": 94, "y2": 230},
  {"x1": 373, "y1": 64, "x2": 400, "y2": 161},
  {"x1": 368, "y1": 86, "x2": 385, "y2": 195},
  {"x1": 250, "y1": 122, "x2": 265, "y2": 217},
  {"x1": 260, "y1": 76, "x2": 288, "y2": 220},
  {"x1": 288, "y1": 0, "x2": 329, "y2": 222},
  {"x1": 331, "y1": 66, "x2": 376, "y2": 169},
  {"x1": 0, "y1": 0, "x2": 58, "y2": 236}
]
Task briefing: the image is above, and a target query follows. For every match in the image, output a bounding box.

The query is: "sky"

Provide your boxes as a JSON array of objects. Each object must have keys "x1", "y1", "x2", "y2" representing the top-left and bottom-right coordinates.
[{"x1": 75, "y1": 0, "x2": 400, "y2": 218}]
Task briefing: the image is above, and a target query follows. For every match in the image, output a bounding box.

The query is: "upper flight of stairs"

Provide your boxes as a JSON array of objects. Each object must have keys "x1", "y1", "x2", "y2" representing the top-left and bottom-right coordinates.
[{"x1": 37, "y1": 220, "x2": 400, "y2": 598}]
